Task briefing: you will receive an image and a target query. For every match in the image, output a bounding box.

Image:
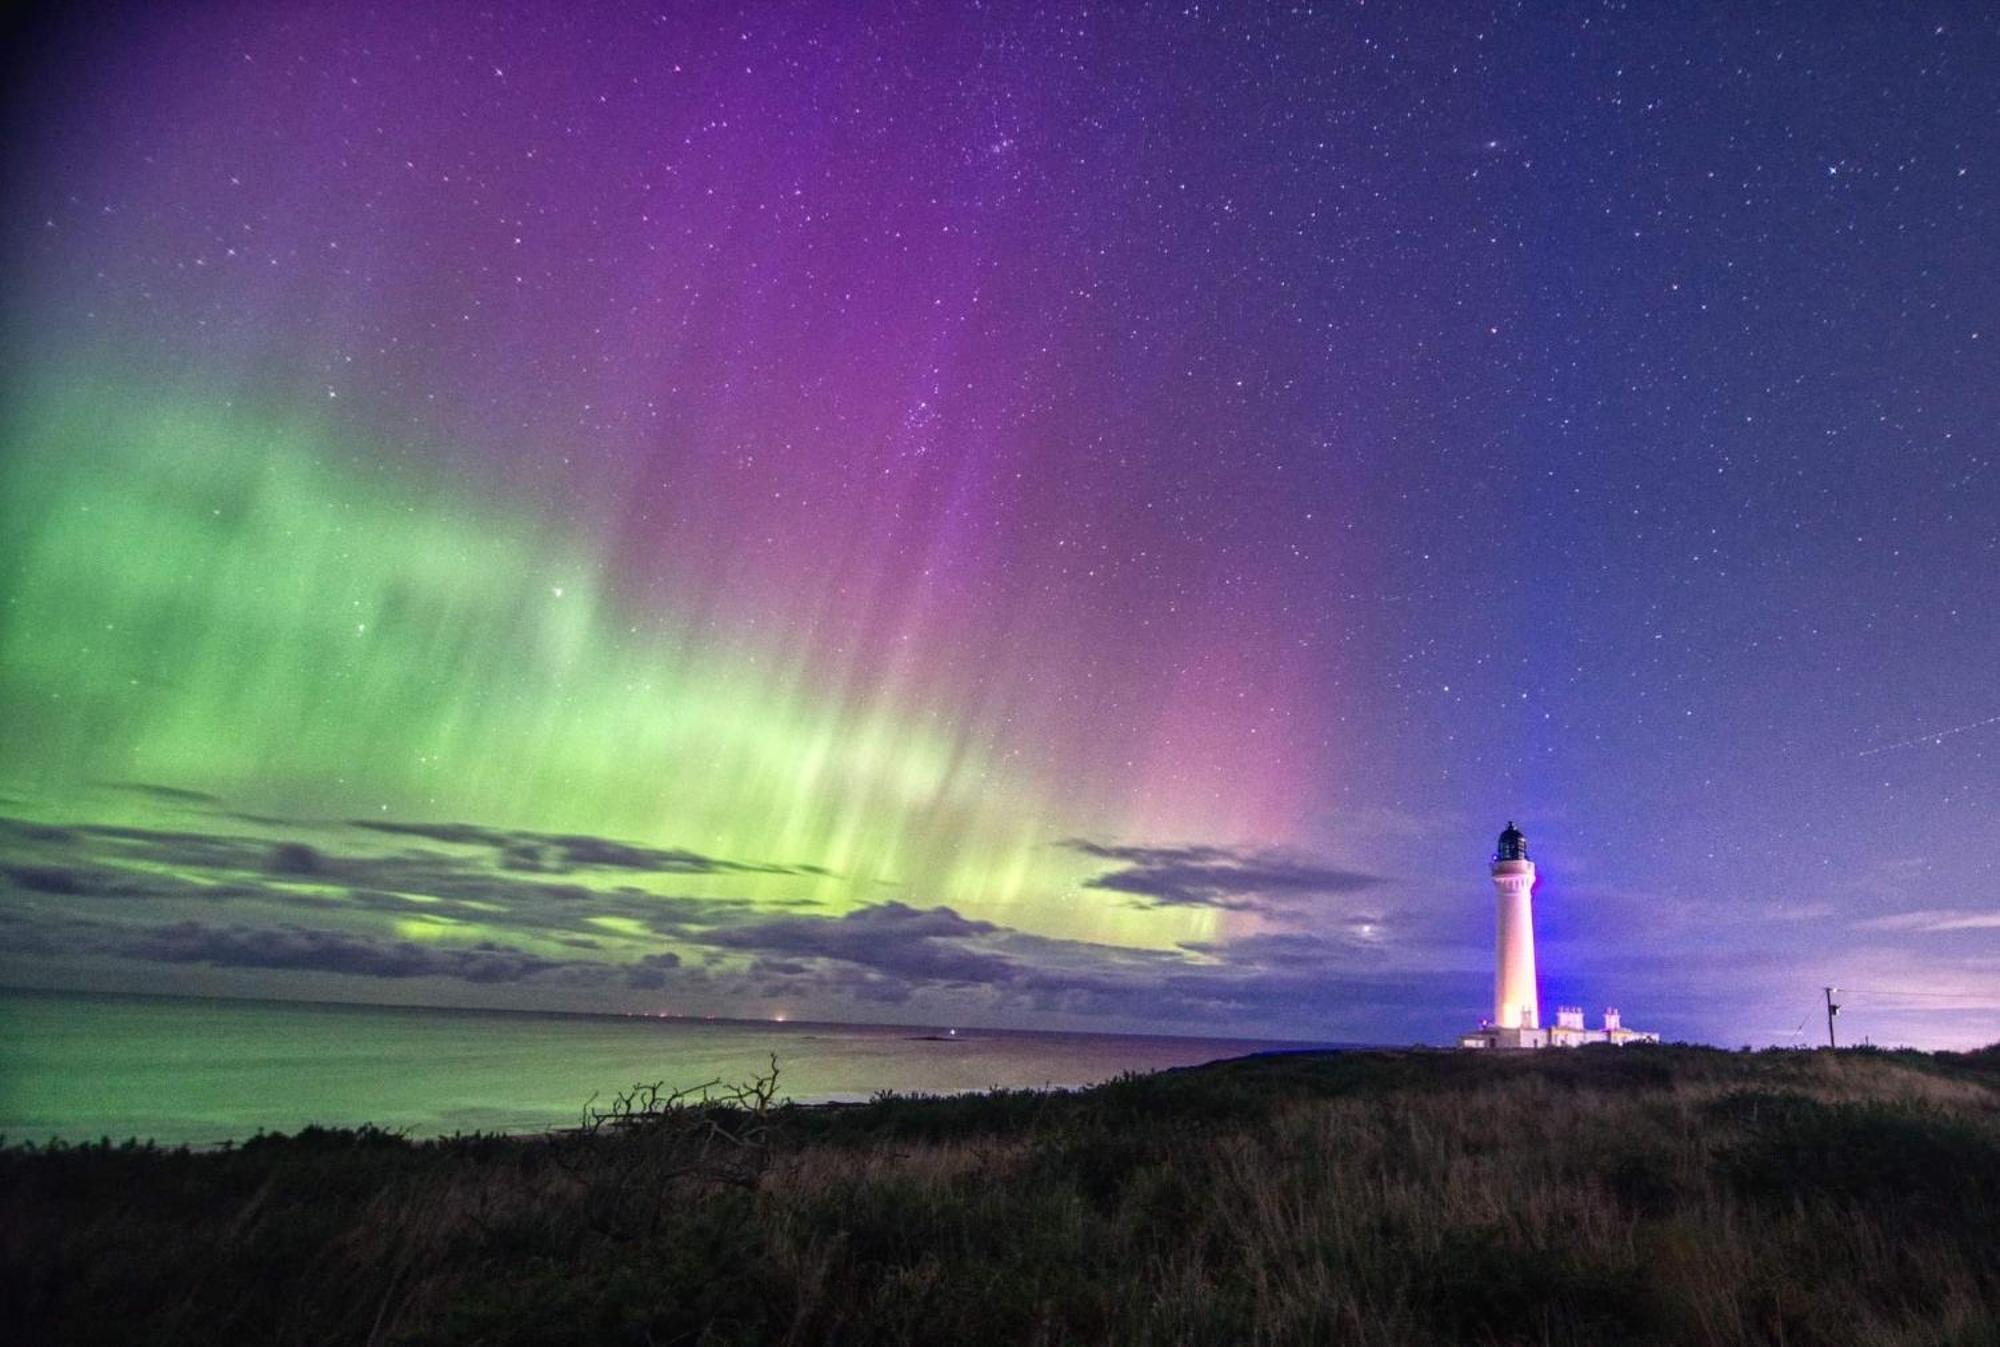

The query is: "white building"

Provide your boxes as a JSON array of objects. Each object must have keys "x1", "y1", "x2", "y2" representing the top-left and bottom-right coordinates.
[{"x1": 1458, "y1": 822, "x2": 1659, "y2": 1050}]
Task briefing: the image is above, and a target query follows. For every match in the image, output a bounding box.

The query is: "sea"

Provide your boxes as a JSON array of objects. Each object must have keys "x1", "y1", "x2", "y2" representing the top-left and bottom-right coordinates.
[{"x1": 0, "y1": 988, "x2": 1314, "y2": 1145}]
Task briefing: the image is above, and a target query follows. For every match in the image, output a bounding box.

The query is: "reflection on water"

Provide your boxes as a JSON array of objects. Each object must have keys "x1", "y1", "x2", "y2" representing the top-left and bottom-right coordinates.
[{"x1": 0, "y1": 989, "x2": 1306, "y2": 1144}]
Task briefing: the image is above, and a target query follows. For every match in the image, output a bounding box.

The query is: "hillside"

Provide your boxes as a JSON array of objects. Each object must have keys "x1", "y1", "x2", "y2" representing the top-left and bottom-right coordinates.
[{"x1": 5, "y1": 1044, "x2": 1998, "y2": 1345}]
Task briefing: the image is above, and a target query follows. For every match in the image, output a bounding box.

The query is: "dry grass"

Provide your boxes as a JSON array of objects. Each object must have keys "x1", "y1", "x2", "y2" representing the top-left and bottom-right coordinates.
[{"x1": 4, "y1": 1043, "x2": 1997, "y2": 1345}]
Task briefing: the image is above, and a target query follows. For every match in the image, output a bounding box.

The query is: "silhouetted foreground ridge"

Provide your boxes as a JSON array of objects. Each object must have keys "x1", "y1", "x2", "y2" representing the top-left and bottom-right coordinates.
[{"x1": 6, "y1": 1043, "x2": 1998, "y2": 1345}]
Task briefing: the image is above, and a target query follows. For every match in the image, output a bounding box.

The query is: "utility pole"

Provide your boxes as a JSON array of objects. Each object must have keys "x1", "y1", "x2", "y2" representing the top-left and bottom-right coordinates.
[{"x1": 1824, "y1": 986, "x2": 1840, "y2": 1049}]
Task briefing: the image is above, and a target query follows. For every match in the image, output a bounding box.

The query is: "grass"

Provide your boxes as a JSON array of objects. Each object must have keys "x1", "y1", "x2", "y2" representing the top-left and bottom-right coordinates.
[{"x1": 4, "y1": 1043, "x2": 1998, "y2": 1345}]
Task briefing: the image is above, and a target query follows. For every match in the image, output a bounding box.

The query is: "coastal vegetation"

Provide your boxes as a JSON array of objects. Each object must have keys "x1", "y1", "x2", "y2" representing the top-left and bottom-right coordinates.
[{"x1": 4, "y1": 1043, "x2": 1997, "y2": 1345}]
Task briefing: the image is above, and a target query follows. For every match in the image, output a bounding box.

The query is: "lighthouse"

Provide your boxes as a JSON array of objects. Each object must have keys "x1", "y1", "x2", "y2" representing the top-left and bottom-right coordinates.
[
  {"x1": 1459, "y1": 821, "x2": 1660, "y2": 1049},
  {"x1": 1491, "y1": 821, "x2": 1540, "y2": 1030}
]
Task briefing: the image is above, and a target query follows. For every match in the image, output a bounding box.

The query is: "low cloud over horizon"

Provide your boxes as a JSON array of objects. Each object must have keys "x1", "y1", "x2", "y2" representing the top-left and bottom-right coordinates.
[
  {"x1": 1066, "y1": 840, "x2": 1384, "y2": 912},
  {"x1": 3, "y1": 793, "x2": 1996, "y2": 1049},
  {"x1": 0, "y1": 800, "x2": 1462, "y2": 1040}
]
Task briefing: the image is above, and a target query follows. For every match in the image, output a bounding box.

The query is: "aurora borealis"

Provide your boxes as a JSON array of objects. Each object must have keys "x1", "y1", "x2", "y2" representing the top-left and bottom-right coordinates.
[
  {"x1": 3, "y1": 382, "x2": 1155, "y2": 931},
  {"x1": 3, "y1": 2, "x2": 1997, "y2": 1047}
]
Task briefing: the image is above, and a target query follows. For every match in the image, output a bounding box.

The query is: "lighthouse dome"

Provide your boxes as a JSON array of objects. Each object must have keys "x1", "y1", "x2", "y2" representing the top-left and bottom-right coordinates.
[{"x1": 1495, "y1": 821, "x2": 1529, "y2": 862}]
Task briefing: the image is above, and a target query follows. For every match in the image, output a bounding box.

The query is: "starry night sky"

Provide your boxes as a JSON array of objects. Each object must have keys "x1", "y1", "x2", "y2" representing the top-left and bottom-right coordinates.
[{"x1": 2, "y1": 1, "x2": 1995, "y2": 1047}]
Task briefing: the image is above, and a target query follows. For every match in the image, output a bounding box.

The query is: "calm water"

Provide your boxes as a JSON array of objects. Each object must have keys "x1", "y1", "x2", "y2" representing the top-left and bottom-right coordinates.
[{"x1": 0, "y1": 989, "x2": 1304, "y2": 1144}]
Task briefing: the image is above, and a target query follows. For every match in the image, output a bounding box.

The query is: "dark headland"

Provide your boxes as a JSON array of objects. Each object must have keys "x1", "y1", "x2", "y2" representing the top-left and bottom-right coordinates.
[{"x1": 6, "y1": 1043, "x2": 1997, "y2": 1345}]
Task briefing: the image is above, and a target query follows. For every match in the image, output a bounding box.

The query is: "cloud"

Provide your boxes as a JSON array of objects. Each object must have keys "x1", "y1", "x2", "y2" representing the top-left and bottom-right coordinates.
[
  {"x1": 0, "y1": 815, "x2": 774, "y2": 937},
  {"x1": 3, "y1": 813, "x2": 1072, "y2": 1002},
  {"x1": 80, "y1": 916, "x2": 687, "y2": 991},
  {"x1": 349, "y1": 820, "x2": 808, "y2": 877},
  {"x1": 3, "y1": 864, "x2": 92, "y2": 896},
  {"x1": 1066, "y1": 840, "x2": 1382, "y2": 911},
  {"x1": 91, "y1": 781, "x2": 225, "y2": 806},
  {"x1": 681, "y1": 900, "x2": 1433, "y2": 1025},
  {"x1": 0, "y1": 808, "x2": 1468, "y2": 1033},
  {"x1": 122, "y1": 921, "x2": 573, "y2": 983},
  {"x1": 623, "y1": 951, "x2": 683, "y2": 990},
  {"x1": 266, "y1": 842, "x2": 330, "y2": 876},
  {"x1": 1, "y1": 856, "x2": 277, "y2": 905},
  {"x1": 62, "y1": 823, "x2": 273, "y2": 873},
  {"x1": 705, "y1": 902, "x2": 1014, "y2": 986},
  {"x1": 1180, "y1": 928, "x2": 1391, "y2": 966},
  {"x1": 1853, "y1": 908, "x2": 2000, "y2": 934}
]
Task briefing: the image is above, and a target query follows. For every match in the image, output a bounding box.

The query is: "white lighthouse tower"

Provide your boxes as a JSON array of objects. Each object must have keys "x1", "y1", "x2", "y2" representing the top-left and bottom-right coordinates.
[
  {"x1": 1459, "y1": 821, "x2": 1661, "y2": 1049},
  {"x1": 1491, "y1": 821, "x2": 1540, "y2": 1031}
]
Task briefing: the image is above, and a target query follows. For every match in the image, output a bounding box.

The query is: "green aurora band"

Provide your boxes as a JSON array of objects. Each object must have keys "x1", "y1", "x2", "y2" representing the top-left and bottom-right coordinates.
[{"x1": 0, "y1": 379, "x2": 1226, "y2": 954}]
